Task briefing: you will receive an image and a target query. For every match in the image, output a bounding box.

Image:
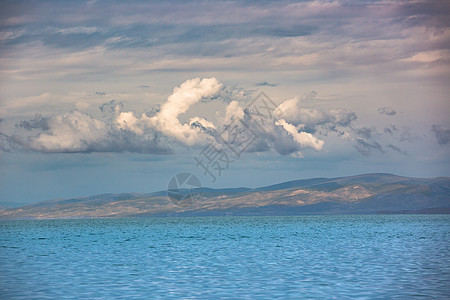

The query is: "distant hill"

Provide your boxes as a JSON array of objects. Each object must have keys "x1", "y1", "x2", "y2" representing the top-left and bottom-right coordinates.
[{"x1": 0, "y1": 173, "x2": 449, "y2": 219}]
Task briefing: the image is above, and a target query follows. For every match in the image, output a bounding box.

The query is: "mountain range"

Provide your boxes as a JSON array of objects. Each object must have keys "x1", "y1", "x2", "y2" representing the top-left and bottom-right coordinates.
[{"x1": 1, "y1": 173, "x2": 449, "y2": 219}]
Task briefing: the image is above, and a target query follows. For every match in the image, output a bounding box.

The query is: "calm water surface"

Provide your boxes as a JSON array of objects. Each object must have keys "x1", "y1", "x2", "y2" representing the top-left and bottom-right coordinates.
[{"x1": 0, "y1": 215, "x2": 449, "y2": 299}]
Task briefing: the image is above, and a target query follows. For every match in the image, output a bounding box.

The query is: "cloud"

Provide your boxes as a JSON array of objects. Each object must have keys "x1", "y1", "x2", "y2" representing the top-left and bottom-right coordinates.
[
  {"x1": 7, "y1": 78, "x2": 221, "y2": 153},
  {"x1": 400, "y1": 50, "x2": 449, "y2": 64},
  {"x1": 387, "y1": 144, "x2": 408, "y2": 155},
  {"x1": 275, "y1": 96, "x2": 324, "y2": 125},
  {"x1": 217, "y1": 85, "x2": 253, "y2": 104},
  {"x1": 245, "y1": 120, "x2": 298, "y2": 155},
  {"x1": 399, "y1": 128, "x2": 420, "y2": 142},
  {"x1": 0, "y1": 0, "x2": 448, "y2": 86},
  {"x1": 215, "y1": 94, "x2": 326, "y2": 156},
  {"x1": 384, "y1": 125, "x2": 398, "y2": 135},
  {"x1": 116, "y1": 111, "x2": 144, "y2": 135},
  {"x1": 16, "y1": 114, "x2": 50, "y2": 131},
  {"x1": 431, "y1": 124, "x2": 450, "y2": 145},
  {"x1": 0, "y1": 131, "x2": 22, "y2": 152},
  {"x1": 146, "y1": 77, "x2": 222, "y2": 146},
  {"x1": 255, "y1": 81, "x2": 278, "y2": 87},
  {"x1": 378, "y1": 106, "x2": 397, "y2": 116},
  {"x1": 275, "y1": 119, "x2": 324, "y2": 153},
  {"x1": 189, "y1": 117, "x2": 216, "y2": 135},
  {"x1": 274, "y1": 93, "x2": 357, "y2": 135},
  {"x1": 28, "y1": 110, "x2": 171, "y2": 153},
  {"x1": 54, "y1": 26, "x2": 104, "y2": 35},
  {"x1": 353, "y1": 138, "x2": 384, "y2": 156},
  {"x1": 113, "y1": 78, "x2": 224, "y2": 148},
  {"x1": 355, "y1": 126, "x2": 376, "y2": 139},
  {"x1": 4, "y1": 78, "x2": 225, "y2": 153},
  {"x1": 220, "y1": 101, "x2": 244, "y2": 125},
  {"x1": 99, "y1": 99, "x2": 123, "y2": 118},
  {"x1": 0, "y1": 77, "x2": 419, "y2": 159},
  {"x1": 6, "y1": 105, "x2": 171, "y2": 154},
  {"x1": 22, "y1": 111, "x2": 106, "y2": 152},
  {"x1": 29, "y1": 111, "x2": 113, "y2": 153}
]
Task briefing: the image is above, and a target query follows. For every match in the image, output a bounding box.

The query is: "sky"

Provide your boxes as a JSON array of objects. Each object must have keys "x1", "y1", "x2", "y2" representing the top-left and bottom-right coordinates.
[{"x1": 0, "y1": 0, "x2": 449, "y2": 206}]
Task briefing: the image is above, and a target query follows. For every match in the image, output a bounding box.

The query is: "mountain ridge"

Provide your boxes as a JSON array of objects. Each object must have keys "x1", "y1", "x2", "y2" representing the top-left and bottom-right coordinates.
[{"x1": 1, "y1": 173, "x2": 449, "y2": 219}]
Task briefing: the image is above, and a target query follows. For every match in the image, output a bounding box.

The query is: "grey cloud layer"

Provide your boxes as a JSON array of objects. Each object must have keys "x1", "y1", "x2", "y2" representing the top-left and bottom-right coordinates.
[{"x1": 1, "y1": 0, "x2": 449, "y2": 79}]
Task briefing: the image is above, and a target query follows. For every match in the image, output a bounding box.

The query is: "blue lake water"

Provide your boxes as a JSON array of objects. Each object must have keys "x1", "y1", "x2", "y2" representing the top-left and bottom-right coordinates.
[{"x1": 0, "y1": 215, "x2": 449, "y2": 299}]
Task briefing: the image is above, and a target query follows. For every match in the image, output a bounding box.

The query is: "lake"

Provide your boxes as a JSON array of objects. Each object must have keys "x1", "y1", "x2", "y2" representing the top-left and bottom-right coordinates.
[{"x1": 0, "y1": 215, "x2": 449, "y2": 299}]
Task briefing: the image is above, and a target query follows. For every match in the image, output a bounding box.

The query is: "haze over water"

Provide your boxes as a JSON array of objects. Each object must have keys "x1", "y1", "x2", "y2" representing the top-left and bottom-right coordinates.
[{"x1": 1, "y1": 215, "x2": 449, "y2": 299}]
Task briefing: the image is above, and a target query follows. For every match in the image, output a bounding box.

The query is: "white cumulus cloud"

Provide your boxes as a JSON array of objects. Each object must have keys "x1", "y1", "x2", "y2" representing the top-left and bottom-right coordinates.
[
  {"x1": 276, "y1": 119, "x2": 324, "y2": 152},
  {"x1": 148, "y1": 77, "x2": 222, "y2": 146},
  {"x1": 116, "y1": 77, "x2": 223, "y2": 146},
  {"x1": 30, "y1": 111, "x2": 108, "y2": 152},
  {"x1": 1, "y1": 78, "x2": 356, "y2": 156}
]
